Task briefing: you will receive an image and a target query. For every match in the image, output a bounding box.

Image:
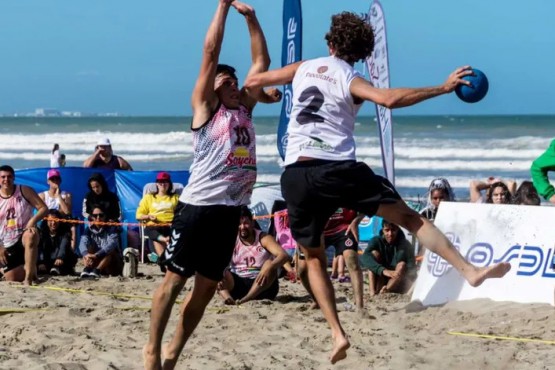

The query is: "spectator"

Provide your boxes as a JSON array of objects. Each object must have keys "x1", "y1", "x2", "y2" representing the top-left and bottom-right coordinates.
[
  {"x1": 82, "y1": 173, "x2": 121, "y2": 222},
  {"x1": 485, "y1": 181, "x2": 512, "y2": 204},
  {"x1": 136, "y1": 172, "x2": 179, "y2": 260},
  {"x1": 512, "y1": 181, "x2": 541, "y2": 206},
  {"x1": 38, "y1": 209, "x2": 76, "y2": 275},
  {"x1": 217, "y1": 206, "x2": 289, "y2": 305},
  {"x1": 324, "y1": 208, "x2": 365, "y2": 311},
  {"x1": 360, "y1": 220, "x2": 416, "y2": 297},
  {"x1": 0, "y1": 165, "x2": 48, "y2": 284},
  {"x1": 470, "y1": 177, "x2": 516, "y2": 203},
  {"x1": 83, "y1": 138, "x2": 133, "y2": 170},
  {"x1": 59, "y1": 154, "x2": 67, "y2": 167},
  {"x1": 419, "y1": 177, "x2": 455, "y2": 222},
  {"x1": 78, "y1": 204, "x2": 123, "y2": 278},
  {"x1": 50, "y1": 143, "x2": 61, "y2": 168},
  {"x1": 531, "y1": 139, "x2": 555, "y2": 204}
]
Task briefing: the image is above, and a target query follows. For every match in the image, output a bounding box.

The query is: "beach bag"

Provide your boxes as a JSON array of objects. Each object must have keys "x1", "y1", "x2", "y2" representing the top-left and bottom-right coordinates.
[{"x1": 122, "y1": 248, "x2": 139, "y2": 278}]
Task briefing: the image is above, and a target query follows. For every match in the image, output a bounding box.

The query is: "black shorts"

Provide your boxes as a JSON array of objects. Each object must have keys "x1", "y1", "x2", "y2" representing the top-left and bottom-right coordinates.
[
  {"x1": 144, "y1": 226, "x2": 171, "y2": 242},
  {"x1": 161, "y1": 202, "x2": 241, "y2": 281},
  {"x1": 281, "y1": 160, "x2": 400, "y2": 248},
  {"x1": 2, "y1": 239, "x2": 25, "y2": 273},
  {"x1": 230, "y1": 272, "x2": 279, "y2": 301},
  {"x1": 325, "y1": 230, "x2": 358, "y2": 256}
]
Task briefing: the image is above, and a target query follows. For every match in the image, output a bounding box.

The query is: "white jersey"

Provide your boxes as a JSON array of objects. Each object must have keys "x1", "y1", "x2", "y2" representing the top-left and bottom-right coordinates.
[
  {"x1": 181, "y1": 103, "x2": 257, "y2": 206},
  {"x1": 284, "y1": 56, "x2": 363, "y2": 166},
  {"x1": 42, "y1": 190, "x2": 69, "y2": 211}
]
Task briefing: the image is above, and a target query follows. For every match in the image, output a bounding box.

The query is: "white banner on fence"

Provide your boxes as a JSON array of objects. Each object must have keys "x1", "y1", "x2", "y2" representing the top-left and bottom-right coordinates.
[{"x1": 412, "y1": 202, "x2": 555, "y2": 306}]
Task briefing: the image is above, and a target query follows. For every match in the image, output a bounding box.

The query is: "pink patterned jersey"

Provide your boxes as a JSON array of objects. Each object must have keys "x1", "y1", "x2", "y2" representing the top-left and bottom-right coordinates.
[
  {"x1": 0, "y1": 186, "x2": 34, "y2": 248},
  {"x1": 181, "y1": 103, "x2": 257, "y2": 206},
  {"x1": 273, "y1": 209, "x2": 296, "y2": 251},
  {"x1": 230, "y1": 230, "x2": 272, "y2": 279}
]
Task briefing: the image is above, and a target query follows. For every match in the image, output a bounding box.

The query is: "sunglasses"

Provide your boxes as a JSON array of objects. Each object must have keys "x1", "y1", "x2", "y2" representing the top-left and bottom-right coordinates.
[{"x1": 90, "y1": 213, "x2": 105, "y2": 219}]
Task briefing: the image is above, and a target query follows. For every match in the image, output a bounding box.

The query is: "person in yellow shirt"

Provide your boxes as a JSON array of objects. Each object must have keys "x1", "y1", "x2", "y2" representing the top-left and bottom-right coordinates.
[{"x1": 136, "y1": 172, "x2": 179, "y2": 261}]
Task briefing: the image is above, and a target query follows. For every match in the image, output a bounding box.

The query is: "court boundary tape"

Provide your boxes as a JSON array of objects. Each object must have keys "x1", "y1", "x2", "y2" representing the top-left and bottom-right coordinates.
[{"x1": 448, "y1": 331, "x2": 555, "y2": 345}]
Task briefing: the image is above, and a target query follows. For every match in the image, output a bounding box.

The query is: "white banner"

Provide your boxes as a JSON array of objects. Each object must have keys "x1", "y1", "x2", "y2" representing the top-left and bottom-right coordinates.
[
  {"x1": 412, "y1": 202, "x2": 555, "y2": 306},
  {"x1": 365, "y1": 0, "x2": 395, "y2": 185}
]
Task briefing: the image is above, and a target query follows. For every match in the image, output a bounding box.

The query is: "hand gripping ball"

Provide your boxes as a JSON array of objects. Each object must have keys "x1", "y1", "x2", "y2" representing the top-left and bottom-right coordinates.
[{"x1": 455, "y1": 68, "x2": 489, "y2": 103}]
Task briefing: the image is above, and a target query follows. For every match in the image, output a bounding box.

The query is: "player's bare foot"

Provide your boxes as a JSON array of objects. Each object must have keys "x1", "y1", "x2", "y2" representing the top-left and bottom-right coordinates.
[
  {"x1": 330, "y1": 334, "x2": 350, "y2": 364},
  {"x1": 143, "y1": 344, "x2": 161, "y2": 370},
  {"x1": 467, "y1": 262, "x2": 511, "y2": 287},
  {"x1": 161, "y1": 343, "x2": 178, "y2": 370}
]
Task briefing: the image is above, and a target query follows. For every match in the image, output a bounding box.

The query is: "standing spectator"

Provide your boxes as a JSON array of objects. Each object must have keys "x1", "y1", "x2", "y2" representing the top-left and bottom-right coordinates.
[
  {"x1": 79, "y1": 205, "x2": 123, "y2": 278},
  {"x1": 512, "y1": 181, "x2": 541, "y2": 206},
  {"x1": 82, "y1": 173, "x2": 121, "y2": 222},
  {"x1": 83, "y1": 138, "x2": 133, "y2": 170},
  {"x1": 50, "y1": 144, "x2": 60, "y2": 168},
  {"x1": 136, "y1": 172, "x2": 179, "y2": 260},
  {"x1": 360, "y1": 220, "x2": 416, "y2": 297},
  {"x1": 531, "y1": 139, "x2": 555, "y2": 204},
  {"x1": 0, "y1": 165, "x2": 48, "y2": 284},
  {"x1": 419, "y1": 177, "x2": 455, "y2": 222},
  {"x1": 59, "y1": 154, "x2": 67, "y2": 167},
  {"x1": 38, "y1": 209, "x2": 76, "y2": 275}
]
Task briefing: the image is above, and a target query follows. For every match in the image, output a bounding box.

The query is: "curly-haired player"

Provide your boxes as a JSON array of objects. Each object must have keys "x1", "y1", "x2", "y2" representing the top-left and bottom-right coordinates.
[{"x1": 245, "y1": 11, "x2": 511, "y2": 364}]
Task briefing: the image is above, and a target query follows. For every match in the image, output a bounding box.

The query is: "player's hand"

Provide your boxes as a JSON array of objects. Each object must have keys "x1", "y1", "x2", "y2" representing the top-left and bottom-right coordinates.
[
  {"x1": 0, "y1": 246, "x2": 7, "y2": 266},
  {"x1": 443, "y1": 66, "x2": 473, "y2": 93},
  {"x1": 232, "y1": 1, "x2": 255, "y2": 17},
  {"x1": 264, "y1": 88, "x2": 283, "y2": 103},
  {"x1": 383, "y1": 269, "x2": 399, "y2": 279}
]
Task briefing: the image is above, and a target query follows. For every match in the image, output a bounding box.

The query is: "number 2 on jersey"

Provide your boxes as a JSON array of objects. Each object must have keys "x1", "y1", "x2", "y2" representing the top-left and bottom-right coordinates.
[{"x1": 296, "y1": 86, "x2": 325, "y2": 125}]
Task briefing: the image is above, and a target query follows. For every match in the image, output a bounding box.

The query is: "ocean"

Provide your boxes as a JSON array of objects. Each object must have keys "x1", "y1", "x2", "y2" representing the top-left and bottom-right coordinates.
[{"x1": 2, "y1": 115, "x2": 554, "y2": 201}]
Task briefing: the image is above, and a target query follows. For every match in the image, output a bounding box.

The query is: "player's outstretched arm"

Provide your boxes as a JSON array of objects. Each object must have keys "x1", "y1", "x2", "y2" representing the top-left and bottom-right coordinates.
[
  {"x1": 191, "y1": 0, "x2": 234, "y2": 127},
  {"x1": 244, "y1": 61, "x2": 303, "y2": 89},
  {"x1": 350, "y1": 66, "x2": 473, "y2": 109}
]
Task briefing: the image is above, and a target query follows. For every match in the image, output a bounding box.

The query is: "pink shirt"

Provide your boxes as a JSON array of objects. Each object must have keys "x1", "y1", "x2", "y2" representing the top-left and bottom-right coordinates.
[
  {"x1": 0, "y1": 186, "x2": 34, "y2": 247},
  {"x1": 230, "y1": 230, "x2": 272, "y2": 279},
  {"x1": 273, "y1": 209, "x2": 296, "y2": 251}
]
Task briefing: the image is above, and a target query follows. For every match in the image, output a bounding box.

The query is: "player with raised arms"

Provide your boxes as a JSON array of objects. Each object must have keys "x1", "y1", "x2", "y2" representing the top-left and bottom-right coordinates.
[{"x1": 245, "y1": 11, "x2": 511, "y2": 364}]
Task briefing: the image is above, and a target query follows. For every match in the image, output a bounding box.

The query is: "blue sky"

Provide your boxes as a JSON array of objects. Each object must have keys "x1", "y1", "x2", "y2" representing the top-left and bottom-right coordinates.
[{"x1": 1, "y1": 0, "x2": 554, "y2": 116}]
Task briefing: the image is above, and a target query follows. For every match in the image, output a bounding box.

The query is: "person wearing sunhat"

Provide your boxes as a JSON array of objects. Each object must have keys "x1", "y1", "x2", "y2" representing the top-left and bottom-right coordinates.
[
  {"x1": 136, "y1": 172, "x2": 179, "y2": 261},
  {"x1": 83, "y1": 137, "x2": 133, "y2": 170}
]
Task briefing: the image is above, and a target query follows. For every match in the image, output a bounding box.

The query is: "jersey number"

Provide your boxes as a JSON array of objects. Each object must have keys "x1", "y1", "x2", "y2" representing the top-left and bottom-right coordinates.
[
  {"x1": 234, "y1": 127, "x2": 251, "y2": 146},
  {"x1": 244, "y1": 257, "x2": 255, "y2": 267},
  {"x1": 296, "y1": 86, "x2": 325, "y2": 125}
]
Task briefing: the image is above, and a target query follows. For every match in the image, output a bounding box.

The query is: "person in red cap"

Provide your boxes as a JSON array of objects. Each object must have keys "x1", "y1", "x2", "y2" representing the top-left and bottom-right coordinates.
[
  {"x1": 136, "y1": 172, "x2": 179, "y2": 261},
  {"x1": 0, "y1": 165, "x2": 48, "y2": 284},
  {"x1": 39, "y1": 169, "x2": 77, "y2": 268}
]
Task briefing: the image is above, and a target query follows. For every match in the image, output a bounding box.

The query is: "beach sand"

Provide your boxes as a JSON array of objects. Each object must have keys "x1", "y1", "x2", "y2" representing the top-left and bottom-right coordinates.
[{"x1": 1, "y1": 264, "x2": 554, "y2": 370}]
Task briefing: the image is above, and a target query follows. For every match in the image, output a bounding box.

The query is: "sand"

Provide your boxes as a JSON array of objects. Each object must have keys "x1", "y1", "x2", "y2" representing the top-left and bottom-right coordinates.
[{"x1": 1, "y1": 264, "x2": 554, "y2": 370}]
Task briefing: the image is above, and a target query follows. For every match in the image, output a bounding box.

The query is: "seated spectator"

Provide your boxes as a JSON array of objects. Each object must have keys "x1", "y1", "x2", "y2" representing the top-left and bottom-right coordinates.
[
  {"x1": 83, "y1": 137, "x2": 133, "y2": 170},
  {"x1": 0, "y1": 165, "x2": 48, "y2": 284},
  {"x1": 512, "y1": 181, "x2": 541, "y2": 206},
  {"x1": 360, "y1": 220, "x2": 416, "y2": 297},
  {"x1": 217, "y1": 206, "x2": 289, "y2": 305},
  {"x1": 136, "y1": 172, "x2": 179, "y2": 260},
  {"x1": 470, "y1": 177, "x2": 516, "y2": 203},
  {"x1": 419, "y1": 177, "x2": 455, "y2": 222},
  {"x1": 78, "y1": 204, "x2": 123, "y2": 278},
  {"x1": 39, "y1": 169, "x2": 76, "y2": 249},
  {"x1": 485, "y1": 181, "x2": 512, "y2": 204},
  {"x1": 323, "y1": 208, "x2": 365, "y2": 310},
  {"x1": 531, "y1": 139, "x2": 555, "y2": 204},
  {"x1": 38, "y1": 209, "x2": 77, "y2": 275},
  {"x1": 82, "y1": 173, "x2": 121, "y2": 222}
]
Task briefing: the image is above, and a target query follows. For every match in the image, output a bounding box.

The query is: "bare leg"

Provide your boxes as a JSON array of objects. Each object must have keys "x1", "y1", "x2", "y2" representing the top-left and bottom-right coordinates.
[
  {"x1": 377, "y1": 200, "x2": 511, "y2": 287},
  {"x1": 152, "y1": 240, "x2": 167, "y2": 257},
  {"x1": 297, "y1": 258, "x2": 318, "y2": 309},
  {"x1": 22, "y1": 229, "x2": 39, "y2": 285},
  {"x1": 330, "y1": 255, "x2": 339, "y2": 279},
  {"x1": 368, "y1": 271, "x2": 386, "y2": 297},
  {"x1": 237, "y1": 260, "x2": 277, "y2": 304},
  {"x1": 217, "y1": 270, "x2": 236, "y2": 305},
  {"x1": 336, "y1": 254, "x2": 346, "y2": 279},
  {"x1": 144, "y1": 271, "x2": 187, "y2": 370},
  {"x1": 343, "y1": 249, "x2": 364, "y2": 310},
  {"x1": 301, "y1": 244, "x2": 350, "y2": 364},
  {"x1": 162, "y1": 273, "x2": 219, "y2": 370},
  {"x1": 384, "y1": 262, "x2": 406, "y2": 293}
]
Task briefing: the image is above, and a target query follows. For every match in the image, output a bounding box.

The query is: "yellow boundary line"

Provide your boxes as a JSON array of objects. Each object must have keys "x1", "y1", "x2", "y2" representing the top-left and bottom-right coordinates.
[{"x1": 448, "y1": 331, "x2": 555, "y2": 345}]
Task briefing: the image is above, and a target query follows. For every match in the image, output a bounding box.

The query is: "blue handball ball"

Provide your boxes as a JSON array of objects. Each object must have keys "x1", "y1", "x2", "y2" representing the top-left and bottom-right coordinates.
[{"x1": 455, "y1": 68, "x2": 489, "y2": 103}]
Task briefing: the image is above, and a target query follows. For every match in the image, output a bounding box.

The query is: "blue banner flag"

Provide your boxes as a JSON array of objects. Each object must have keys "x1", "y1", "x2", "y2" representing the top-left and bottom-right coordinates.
[{"x1": 278, "y1": 0, "x2": 302, "y2": 160}]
